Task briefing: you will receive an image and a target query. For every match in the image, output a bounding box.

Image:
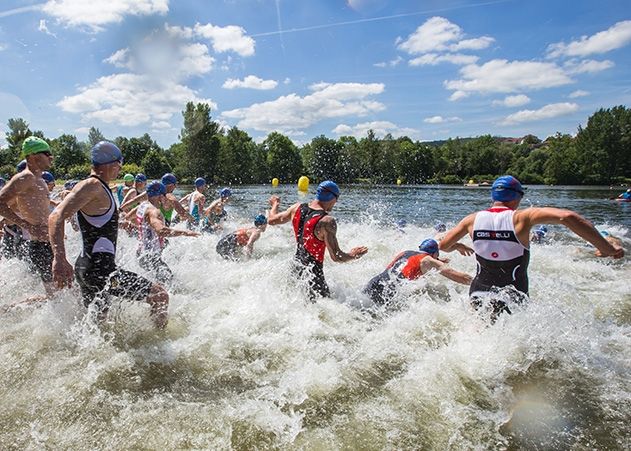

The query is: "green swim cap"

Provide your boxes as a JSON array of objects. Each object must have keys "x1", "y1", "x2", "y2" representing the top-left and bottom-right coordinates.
[
  {"x1": 22, "y1": 136, "x2": 50, "y2": 157},
  {"x1": 123, "y1": 173, "x2": 134, "y2": 182}
]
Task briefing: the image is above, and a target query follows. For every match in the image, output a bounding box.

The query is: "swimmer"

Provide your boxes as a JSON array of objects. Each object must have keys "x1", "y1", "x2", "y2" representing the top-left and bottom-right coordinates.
[
  {"x1": 267, "y1": 181, "x2": 368, "y2": 300},
  {"x1": 216, "y1": 214, "x2": 267, "y2": 260},
  {"x1": 180, "y1": 177, "x2": 207, "y2": 229},
  {"x1": 133, "y1": 181, "x2": 199, "y2": 283},
  {"x1": 120, "y1": 173, "x2": 147, "y2": 211},
  {"x1": 42, "y1": 171, "x2": 60, "y2": 209},
  {"x1": 121, "y1": 173, "x2": 193, "y2": 226},
  {"x1": 113, "y1": 173, "x2": 134, "y2": 205},
  {"x1": 202, "y1": 187, "x2": 232, "y2": 233},
  {"x1": 440, "y1": 175, "x2": 624, "y2": 321},
  {"x1": 363, "y1": 238, "x2": 472, "y2": 306},
  {"x1": 48, "y1": 141, "x2": 170, "y2": 328},
  {"x1": 615, "y1": 188, "x2": 631, "y2": 200},
  {"x1": 0, "y1": 137, "x2": 57, "y2": 299}
]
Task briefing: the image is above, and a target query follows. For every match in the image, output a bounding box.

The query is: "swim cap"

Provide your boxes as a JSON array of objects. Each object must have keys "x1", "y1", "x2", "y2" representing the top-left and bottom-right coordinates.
[
  {"x1": 135, "y1": 173, "x2": 147, "y2": 183},
  {"x1": 195, "y1": 177, "x2": 206, "y2": 188},
  {"x1": 42, "y1": 171, "x2": 55, "y2": 183},
  {"x1": 146, "y1": 181, "x2": 167, "y2": 198},
  {"x1": 599, "y1": 230, "x2": 610, "y2": 238},
  {"x1": 316, "y1": 180, "x2": 340, "y2": 202},
  {"x1": 64, "y1": 180, "x2": 78, "y2": 190},
  {"x1": 254, "y1": 214, "x2": 267, "y2": 226},
  {"x1": 123, "y1": 173, "x2": 134, "y2": 182},
  {"x1": 396, "y1": 219, "x2": 407, "y2": 228},
  {"x1": 16, "y1": 160, "x2": 27, "y2": 172},
  {"x1": 220, "y1": 187, "x2": 232, "y2": 198},
  {"x1": 419, "y1": 238, "x2": 439, "y2": 255},
  {"x1": 91, "y1": 141, "x2": 123, "y2": 166},
  {"x1": 0, "y1": 177, "x2": 5, "y2": 189},
  {"x1": 434, "y1": 222, "x2": 447, "y2": 233},
  {"x1": 22, "y1": 136, "x2": 50, "y2": 157},
  {"x1": 161, "y1": 173, "x2": 177, "y2": 185},
  {"x1": 491, "y1": 175, "x2": 524, "y2": 202}
]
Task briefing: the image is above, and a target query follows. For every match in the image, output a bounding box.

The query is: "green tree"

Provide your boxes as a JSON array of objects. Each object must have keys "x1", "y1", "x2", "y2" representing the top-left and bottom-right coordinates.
[
  {"x1": 142, "y1": 149, "x2": 172, "y2": 178},
  {"x1": 179, "y1": 102, "x2": 222, "y2": 182},
  {"x1": 336, "y1": 136, "x2": 361, "y2": 182},
  {"x1": 305, "y1": 135, "x2": 341, "y2": 181},
  {"x1": 88, "y1": 127, "x2": 106, "y2": 147},
  {"x1": 263, "y1": 132, "x2": 303, "y2": 183},
  {"x1": 2, "y1": 118, "x2": 37, "y2": 166},
  {"x1": 50, "y1": 134, "x2": 88, "y2": 177},
  {"x1": 217, "y1": 127, "x2": 256, "y2": 183},
  {"x1": 357, "y1": 130, "x2": 380, "y2": 180},
  {"x1": 543, "y1": 133, "x2": 580, "y2": 184}
]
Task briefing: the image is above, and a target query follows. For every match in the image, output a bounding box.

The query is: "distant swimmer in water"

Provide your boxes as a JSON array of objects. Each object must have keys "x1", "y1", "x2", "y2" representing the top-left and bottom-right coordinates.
[
  {"x1": 113, "y1": 173, "x2": 134, "y2": 205},
  {"x1": 530, "y1": 225, "x2": 548, "y2": 244},
  {"x1": 48, "y1": 141, "x2": 170, "y2": 328},
  {"x1": 267, "y1": 180, "x2": 368, "y2": 300},
  {"x1": 42, "y1": 171, "x2": 60, "y2": 210},
  {"x1": 615, "y1": 188, "x2": 631, "y2": 201},
  {"x1": 216, "y1": 214, "x2": 267, "y2": 260},
  {"x1": 121, "y1": 173, "x2": 193, "y2": 226},
  {"x1": 132, "y1": 181, "x2": 199, "y2": 283},
  {"x1": 181, "y1": 177, "x2": 207, "y2": 229},
  {"x1": 202, "y1": 187, "x2": 232, "y2": 233},
  {"x1": 594, "y1": 231, "x2": 623, "y2": 257},
  {"x1": 0, "y1": 137, "x2": 57, "y2": 301},
  {"x1": 120, "y1": 173, "x2": 147, "y2": 212},
  {"x1": 363, "y1": 238, "x2": 472, "y2": 306},
  {"x1": 439, "y1": 175, "x2": 624, "y2": 322}
]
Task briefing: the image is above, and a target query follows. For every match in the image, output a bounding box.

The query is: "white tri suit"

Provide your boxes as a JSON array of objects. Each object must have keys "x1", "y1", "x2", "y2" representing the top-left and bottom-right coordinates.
[{"x1": 470, "y1": 206, "x2": 530, "y2": 318}]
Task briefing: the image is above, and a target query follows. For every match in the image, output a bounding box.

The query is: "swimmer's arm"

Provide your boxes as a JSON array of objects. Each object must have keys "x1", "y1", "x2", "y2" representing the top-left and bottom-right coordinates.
[
  {"x1": 523, "y1": 207, "x2": 623, "y2": 258},
  {"x1": 149, "y1": 210, "x2": 199, "y2": 238},
  {"x1": 320, "y1": 217, "x2": 368, "y2": 262},
  {"x1": 0, "y1": 175, "x2": 30, "y2": 229},
  {"x1": 121, "y1": 192, "x2": 147, "y2": 211},
  {"x1": 203, "y1": 199, "x2": 219, "y2": 216},
  {"x1": 170, "y1": 194, "x2": 194, "y2": 221},
  {"x1": 441, "y1": 241, "x2": 474, "y2": 256},
  {"x1": 179, "y1": 193, "x2": 191, "y2": 205},
  {"x1": 439, "y1": 214, "x2": 475, "y2": 252},
  {"x1": 421, "y1": 257, "x2": 472, "y2": 285},
  {"x1": 244, "y1": 229, "x2": 261, "y2": 258},
  {"x1": 267, "y1": 200, "x2": 299, "y2": 225}
]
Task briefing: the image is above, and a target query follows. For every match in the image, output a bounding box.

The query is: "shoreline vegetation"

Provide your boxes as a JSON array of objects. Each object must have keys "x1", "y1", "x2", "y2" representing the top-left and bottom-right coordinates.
[{"x1": 1, "y1": 103, "x2": 630, "y2": 186}]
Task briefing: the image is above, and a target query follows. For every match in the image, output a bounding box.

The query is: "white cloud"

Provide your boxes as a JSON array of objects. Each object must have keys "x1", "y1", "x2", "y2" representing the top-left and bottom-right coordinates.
[
  {"x1": 423, "y1": 115, "x2": 461, "y2": 124},
  {"x1": 221, "y1": 82, "x2": 385, "y2": 134},
  {"x1": 283, "y1": 78, "x2": 291, "y2": 84},
  {"x1": 397, "y1": 16, "x2": 493, "y2": 55},
  {"x1": 501, "y1": 102, "x2": 579, "y2": 125},
  {"x1": 449, "y1": 90, "x2": 469, "y2": 101},
  {"x1": 151, "y1": 121, "x2": 172, "y2": 130},
  {"x1": 42, "y1": 0, "x2": 168, "y2": 31},
  {"x1": 193, "y1": 23, "x2": 255, "y2": 56},
  {"x1": 492, "y1": 94, "x2": 531, "y2": 107},
  {"x1": 74, "y1": 127, "x2": 91, "y2": 135},
  {"x1": 564, "y1": 59, "x2": 614, "y2": 74},
  {"x1": 222, "y1": 75, "x2": 278, "y2": 90},
  {"x1": 445, "y1": 59, "x2": 573, "y2": 96},
  {"x1": 332, "y1": 121, "x2": 419, "y2": 139},
  {"x1": 0, "y1": 42, "x2": 7, "y2": 51},
  {"x1": 568, "y1": 89, "x2": 589, "y2": 98},
  {"x1": 547, "y1": 20, "x2": 631, "y2": 58},
  {"x1": 58, "y1": 73, "x2": 215, "y2": 127},
  {"x1": 409, "y1": 53, "x2": 478, "y2": 66},
  {"x1": 374, "y1": 56, "x2": 403, "y2": 68},
  {"x1": 38, "y1": 19, "x2": 56, "y2": 37}
]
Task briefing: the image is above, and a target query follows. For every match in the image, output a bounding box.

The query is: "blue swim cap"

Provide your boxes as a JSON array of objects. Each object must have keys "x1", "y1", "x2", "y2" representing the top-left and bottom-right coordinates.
[
  {"x1": 146, "y1": 181, "x2": 167, "y2": 198},
  {"x1": 42, "y1": 171, "x2": 55, "y2": 183},
  {"x1": 396, "y1": 219, "x2": 407, "y2": 228},
  {"x1": 491, "y1": 175, "x2": 524, "y2": 202},
  {"x1": 16, "y1": 160, "x2": 27, "y2": 172},
  {"x1": 533, "y1": 225, "x2": 548, "y2": 238},
  {"x1": 419, "y1": 238, "x2": 439, "y2": 255},
  {"x1": 135, "y1": 173, "x2": 147, "y2": 183},
  {"x1": 161, "y1": 173, "x2": 177, "y2": 185},
  {"x1": 316, "y1": 180, "x2": 340, "y2": 202},
  {"x1": 220, "y1": 187, "x2": 232, "y2": 198},
  {"x1": 434, "y1": 222, "x2": 447, "y2": 233},
  {"x1": 195, "y1": 177, "x2": 206, "y2": 188},
  {"x1": 91, "y1": 141, "x2": 123, "y2": 166},
  {"x1": 254, "y1": 214, "x2": 267, "y2": 226},
  {"x1": 0, "y1": 177, "x2": 5, "y2": 188},
  {"x1": 600, "y1": 230, "x2": 610, "y2": 238},
  {"x1": 64, "y1": 179, "x2": 78, "y2": 190}
]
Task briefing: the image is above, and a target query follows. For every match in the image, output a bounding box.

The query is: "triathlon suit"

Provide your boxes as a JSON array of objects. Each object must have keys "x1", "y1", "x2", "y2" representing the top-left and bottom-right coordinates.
[
  {"x1": 160, "y1": 206, "x2": 174, "y2": 226},
  {"x1": 116, "y1": 185, "x2": 125, "y2": 205},
  {"x1": 188, "y1": 192, "x2": 202, "y2": 228},
  {"x1": 216, "y1": 228, "x2": 249, "y2": 260},
  {"x1": 75, "y1": 175, "x2": 153, "y2": 310},
  {"x1": 1, "y1": 223, "x2": 26, "y2": 260},
  {"x1": 19, "y1": 217, "x2": 53, "y2": 284},
  {"x1": 364, "y1": 251, "x2": 430, "y2": 305},
  {"x1": 292, "y1": 203, "x2": 329, "y2": 299},
  {"x1": 470, "y1": 206, "x2": 530, "y2": 317},
  {"x1": 136, "y1": 202, "x2": 172, "y2": 283},
  {"x1": 623, "y1": 192, "x2": 631, "y2": 200}
]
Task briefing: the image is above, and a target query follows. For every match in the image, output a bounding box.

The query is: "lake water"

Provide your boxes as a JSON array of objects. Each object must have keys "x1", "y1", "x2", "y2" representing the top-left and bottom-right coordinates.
[{"x1": 0, "y1": 184, "x2": 629, "y2": 449}]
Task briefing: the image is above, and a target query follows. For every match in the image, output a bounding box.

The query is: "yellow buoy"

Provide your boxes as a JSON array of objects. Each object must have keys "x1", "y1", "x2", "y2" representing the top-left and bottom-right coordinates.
[
  {"x1": 271, "y1": 178, "x2": 279, "y2": 187},
  {"x1": 396, "y1": 178, "x2": 402, "y2": 185},
  {"x1": 297, "y1": 176, "x2": 309, "y2": 192},
  {"x1": 468, "y1": 179, "x2": 475, "y2": 184}
]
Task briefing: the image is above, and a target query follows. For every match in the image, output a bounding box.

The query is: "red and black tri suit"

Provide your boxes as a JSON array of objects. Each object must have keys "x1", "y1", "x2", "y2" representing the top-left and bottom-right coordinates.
[{"x1": 292, "y1": 203, "x2": 329, "y2": 299}]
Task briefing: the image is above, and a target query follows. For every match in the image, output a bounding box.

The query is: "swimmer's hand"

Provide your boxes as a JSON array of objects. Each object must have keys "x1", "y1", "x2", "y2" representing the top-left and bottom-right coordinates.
[
  {"x1": 269, "y1": 195, "x2": 281, "y2": 207},
  {"x1": 349, "y1": 246, "x2": 368, "y2": 259},
  {"x1": 596, "y1": 244, "x2": 624, "y2": 259},
  {"x1": 455, "y1": 243, "x2": 474, "y2": 256},
  {"x1": 52, "y1": 257, "x2": 74, "y2": 288}
]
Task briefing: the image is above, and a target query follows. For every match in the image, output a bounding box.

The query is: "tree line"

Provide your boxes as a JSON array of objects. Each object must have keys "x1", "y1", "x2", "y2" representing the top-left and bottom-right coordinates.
[{"x1": 1, "y1": 103, "x2": 629, "y2": 185}]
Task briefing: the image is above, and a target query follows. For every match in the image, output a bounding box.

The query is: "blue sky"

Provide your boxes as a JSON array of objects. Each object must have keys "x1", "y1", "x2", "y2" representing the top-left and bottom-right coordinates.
[{"x1": 0, "y1": 0, "x2": 630, "y2": 148}]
